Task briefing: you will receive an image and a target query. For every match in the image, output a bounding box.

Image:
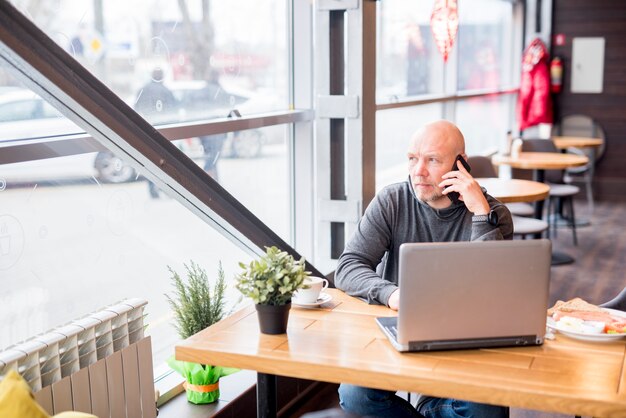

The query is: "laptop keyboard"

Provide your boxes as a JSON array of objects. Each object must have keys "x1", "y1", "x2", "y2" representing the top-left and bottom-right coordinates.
[
  {"x1": 390, "y1": 325, "x2": 398, "y2": 340},
  {"x1": 376, "y1": 316, "x2": 399, "y2": 343}
]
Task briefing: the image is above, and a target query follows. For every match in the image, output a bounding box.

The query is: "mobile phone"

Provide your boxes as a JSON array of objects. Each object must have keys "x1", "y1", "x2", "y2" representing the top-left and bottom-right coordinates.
[{"x1": 446, "y1": 154, "x2": 472, "y2": 204}]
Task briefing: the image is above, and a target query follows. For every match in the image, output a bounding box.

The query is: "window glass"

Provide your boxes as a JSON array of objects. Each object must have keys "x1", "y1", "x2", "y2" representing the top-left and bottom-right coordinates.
[
  {"x1": 375, "y1": 103, "x2": 443, "y2": 191},
  {"x1": 0, "y1": 96, "x2": 39, "y2": 122},
  {"x1": 3, "y1": 0, "x2": 292, "y2": 243},
  {"x1": 40, "y1": 101, "x2": 64, "y2": 119},
  {"x1": 377, "y1": 0, "x2": 445, "y2": 102},
  {"x1": 0, "y1": 73, "x2": 83, "y2": 140},
  {"x1": 11, "y1": 0, "x2": 289, "y2": 126},
  {"x1": 457, "y1": 0, "x2": 513, "y2": 91},
  {"x1": 158, "y1": 125, "x2": 291, "y2": 240},
  {"x1": 455, "y1": 94, "x2": 513, "y2": 155},
  {"x1": 0, "y1": 96, "x2": 259, "y2": 368},
  {"x1": 0, "y1": 8, "x2": 291, "y2": 364}
]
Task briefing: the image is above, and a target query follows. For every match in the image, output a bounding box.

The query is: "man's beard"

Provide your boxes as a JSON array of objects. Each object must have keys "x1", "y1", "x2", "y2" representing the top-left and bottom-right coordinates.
[
  {"x1": 412, "y1": 178, "x2": 444, "y2": 203},
  {"x1": 416, "y1": 189, "x2": 444, "y2": 203}
]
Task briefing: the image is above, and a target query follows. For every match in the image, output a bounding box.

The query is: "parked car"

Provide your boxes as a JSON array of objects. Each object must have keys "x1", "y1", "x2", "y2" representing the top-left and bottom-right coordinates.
[{"x1": 0, "y1": 89, "x2": 137, "y2": 183}]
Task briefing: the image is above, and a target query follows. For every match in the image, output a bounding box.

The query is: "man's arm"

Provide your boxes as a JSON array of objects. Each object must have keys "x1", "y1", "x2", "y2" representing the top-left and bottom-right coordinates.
[
  {"x1": 335, "y1": 192, "x2": 399, "y2": 306},
  {"x1": 470, "y1": 198, "x2": 513, "y2": 241},
  {"x1": 439, "y1": 159, "x2": 513, "y2": 241}
]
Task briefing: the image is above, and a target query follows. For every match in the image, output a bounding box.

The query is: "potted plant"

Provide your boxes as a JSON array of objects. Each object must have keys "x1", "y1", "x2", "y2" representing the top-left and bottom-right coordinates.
[
  {"x1": 235, "y1": 246, "x2": 310, "y2": 334},
  {"x1": 165, "y1": 260, "x2": 238, "y2": 404}
]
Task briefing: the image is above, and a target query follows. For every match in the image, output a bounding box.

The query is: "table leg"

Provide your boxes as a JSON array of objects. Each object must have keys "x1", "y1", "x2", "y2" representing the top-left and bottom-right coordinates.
[
  {"x1": 257, "y1": 373, "x2": 277, "y2": 418},
  {"x1": 532, "y1": 169, "x2": 546, "y2": 234}
]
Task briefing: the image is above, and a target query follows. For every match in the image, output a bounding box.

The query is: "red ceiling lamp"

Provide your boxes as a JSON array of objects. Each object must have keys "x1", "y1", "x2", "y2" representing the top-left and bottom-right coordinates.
[{"x1": 430, "y1": 0, "x2": 459, "y2": 62}]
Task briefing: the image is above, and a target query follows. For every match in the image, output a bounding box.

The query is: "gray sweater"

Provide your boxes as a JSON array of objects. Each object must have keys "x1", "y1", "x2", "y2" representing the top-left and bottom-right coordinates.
[{"x1": 335, "y1": 178, "x2": 513, "y2": 306}]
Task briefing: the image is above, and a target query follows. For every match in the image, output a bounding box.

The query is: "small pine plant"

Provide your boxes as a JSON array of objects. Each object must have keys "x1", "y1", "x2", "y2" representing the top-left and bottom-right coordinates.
[{"x1": 166, "y1": 260, "x2": 227, "y2": 339}]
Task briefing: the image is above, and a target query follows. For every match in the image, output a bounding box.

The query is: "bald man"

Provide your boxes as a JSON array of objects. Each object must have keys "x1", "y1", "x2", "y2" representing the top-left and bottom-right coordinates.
[{"x1": 335, "y1": 120, "x2": 512, "y2": 418}]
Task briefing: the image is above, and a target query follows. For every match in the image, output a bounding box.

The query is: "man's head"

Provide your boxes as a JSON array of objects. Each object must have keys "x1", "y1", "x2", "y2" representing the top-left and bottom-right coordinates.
[{"x1": 407, "y1": 120, "x2": 466, "y2": 208}]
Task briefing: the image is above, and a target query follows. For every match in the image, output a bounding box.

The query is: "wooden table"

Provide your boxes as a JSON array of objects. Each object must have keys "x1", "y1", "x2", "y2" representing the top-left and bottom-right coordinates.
[
  {"x1": 176, "y1": 289, "x2": 626, "y2": 418},
  {"x1": 492, "y1": 152, "x2": 589, "y2": 178},
  {"x1": 475, "y1": 178, "x2": 549, "y2": 203},
  {"x1": 492, "y1": 152, "x2": 589, "y2": 264},
  {"x1": 491, "y1": 152, "x2": 588, "y2": 217},
  {"x1": 553, "y1": 136, "x2": 604, "y2": 150}
]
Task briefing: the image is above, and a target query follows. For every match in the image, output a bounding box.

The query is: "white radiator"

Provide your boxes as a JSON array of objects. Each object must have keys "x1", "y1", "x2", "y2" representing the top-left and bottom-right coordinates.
[{"x1": 0, "y1": 299, "x2": 157, "y2": 418}]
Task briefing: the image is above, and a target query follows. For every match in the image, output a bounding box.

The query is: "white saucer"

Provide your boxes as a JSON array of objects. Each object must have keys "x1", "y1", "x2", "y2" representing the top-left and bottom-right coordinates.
[{"x1": 292, "y1": 292, "x2": 332, "y2": 307}]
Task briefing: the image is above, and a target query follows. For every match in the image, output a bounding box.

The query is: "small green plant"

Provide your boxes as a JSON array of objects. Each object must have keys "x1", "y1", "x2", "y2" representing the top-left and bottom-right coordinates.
[
  {"x1": 166, "y1": 260, "x2": 227, "y2": 339},
  {"x1": 235, "y1": 246, "x2": 309, "y2": 306}
]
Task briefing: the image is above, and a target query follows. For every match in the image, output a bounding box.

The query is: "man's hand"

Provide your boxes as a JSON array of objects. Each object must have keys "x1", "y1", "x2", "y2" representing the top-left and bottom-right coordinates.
[
  {"x1": 439, "y1": 159, "x2": 490, "y2": 215},
  {"x1": 388, "y1": 289, "x2": 400, "y2": 311}
]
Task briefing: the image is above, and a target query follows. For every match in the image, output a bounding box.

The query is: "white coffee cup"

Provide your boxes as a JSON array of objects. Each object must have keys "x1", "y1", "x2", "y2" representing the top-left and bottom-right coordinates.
[{"x1": 293, "y1": 276, "x2": 329, "y2": 303}]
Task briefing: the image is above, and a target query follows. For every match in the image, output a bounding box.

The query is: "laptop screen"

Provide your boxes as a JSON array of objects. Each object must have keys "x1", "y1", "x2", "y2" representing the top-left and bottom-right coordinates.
[{"x1": 396, "y1": 239, "x2": 551, "y2": 348}]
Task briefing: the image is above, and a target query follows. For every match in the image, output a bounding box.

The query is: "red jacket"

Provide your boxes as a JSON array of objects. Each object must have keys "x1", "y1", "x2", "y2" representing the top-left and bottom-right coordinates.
[{"x1": 517, "y1": 39, "x2": 553, "y2": 131}]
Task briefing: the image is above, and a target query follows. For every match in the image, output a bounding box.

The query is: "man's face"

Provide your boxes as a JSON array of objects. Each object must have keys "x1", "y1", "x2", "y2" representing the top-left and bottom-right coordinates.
[{"x1": 407, "y1": 132, "x2": 457, "y2": 206}]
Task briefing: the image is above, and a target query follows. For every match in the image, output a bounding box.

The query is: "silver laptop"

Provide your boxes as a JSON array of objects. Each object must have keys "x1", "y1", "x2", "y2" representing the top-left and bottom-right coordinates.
[{"x1": 376, "y1": 239, "x2": 551, "y2": 352}]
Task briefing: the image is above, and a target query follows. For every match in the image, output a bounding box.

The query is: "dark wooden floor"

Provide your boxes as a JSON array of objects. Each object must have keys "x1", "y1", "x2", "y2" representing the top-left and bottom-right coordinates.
[
  {"x1": 543, "y1": 198, "x2": 626, "y2": 308},
  {"x1": 291, "y1": 199, "x2": 624, "y2": 418}
]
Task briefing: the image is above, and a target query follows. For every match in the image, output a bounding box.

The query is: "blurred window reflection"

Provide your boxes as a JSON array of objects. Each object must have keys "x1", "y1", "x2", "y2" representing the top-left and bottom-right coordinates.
[
  {"x1": 377, "y1": 0, "x2": 445, "y2": 102},
  {"x1": 455, "y1": 94, "x2": 513, "y2": 155},
  {"x1": 11, "y1": 0, "x2": 289, "y2": 125},
  {"x1": 457, "y1": 0, "x2": 513, "y2": 91},
  {"x1": 377, "y1": 0, "x2": 515, "y2": 102}
]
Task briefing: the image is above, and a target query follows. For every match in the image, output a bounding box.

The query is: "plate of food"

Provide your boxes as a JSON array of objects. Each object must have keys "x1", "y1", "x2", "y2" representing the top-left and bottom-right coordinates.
[{"x1": 546, "y1": 298, "x2": 626, "y2": 342}]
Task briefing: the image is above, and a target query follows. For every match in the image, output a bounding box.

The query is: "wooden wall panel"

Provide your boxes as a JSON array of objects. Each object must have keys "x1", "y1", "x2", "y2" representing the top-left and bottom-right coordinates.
[{"x1": 552, "y1": 0, "x2": 626, "y2": 200}]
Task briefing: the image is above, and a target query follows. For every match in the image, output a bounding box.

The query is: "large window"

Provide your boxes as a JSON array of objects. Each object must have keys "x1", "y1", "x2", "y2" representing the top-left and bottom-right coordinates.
[{"x1": 1, "y1": 0, "x2": 295, "y2": 368}]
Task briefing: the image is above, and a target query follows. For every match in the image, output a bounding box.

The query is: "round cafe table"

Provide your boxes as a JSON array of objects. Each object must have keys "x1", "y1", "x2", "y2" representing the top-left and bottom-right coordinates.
[
  {"x1": 552, "y1": 136, "x2": 603, "y2": 150},
  {"x1": 491, "y1": 152, "x2": 588, "y2": 217},
  {"x1": 475, "y1": 178, "x2": 549, "y2": 204},
  {"x1": 491, "y1": 152, "x2": 588, "y2": 266}
]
